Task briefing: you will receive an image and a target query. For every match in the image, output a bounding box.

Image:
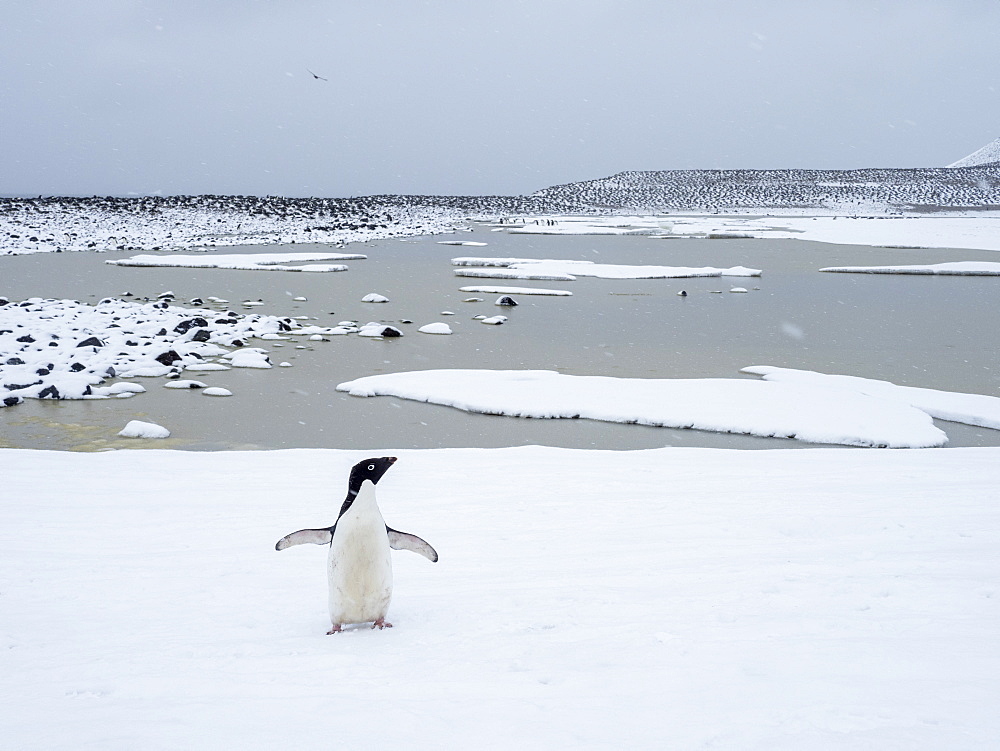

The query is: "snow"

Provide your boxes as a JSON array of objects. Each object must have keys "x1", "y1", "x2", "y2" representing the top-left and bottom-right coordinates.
[
  {"x1": 117, "y1": 420, "x2": 170, "y2": 438},
  {"x1": 478, "y1": 316, "x2": 507, "y2": 326},
  {"x1": 452, "y1": 257, "x2": 761, "y2": 280},
  {"x1": 742, "y1": 366, "x2": 1000, "y2": 431},
  {"x1": 948, "y1": 137, "x2": 1000, "y2": 168},
  {"x1": 202, "y1": 387, "x2": 233, "y2": 397},
  {"x1": 437, "y1": 240, "x2": 488, "y2": 246},
  {"x1": 457, "y1": 285, "x2": 573, "y2": 296},
  {"x1": 361, "y1": 293, "x2": 390, "y2": 303},
  {"x1": 418, "y1": 322, "x2": 453, "y2": 335},
  {"x1": 164, "y1": 380, "x2": 207, "y2": 389},
  {"x1": 334, "y1": 368, "x2": 965, "y2": 448},
  {"x1": 106, "y1": 252, "x2": 364, "y2": 272},
  {"x1": 0, "y1": 297, "x2": 298, "y2": 408},
  {"x1": 819, "y1": 261, "x2": 1000, "y2": 275},
  {"x1": 1, "y1": 445, "x2": 998, "y2": 748},
  {"x1": 493, "y1": 215, "x2": 1000, "y2": 253}
]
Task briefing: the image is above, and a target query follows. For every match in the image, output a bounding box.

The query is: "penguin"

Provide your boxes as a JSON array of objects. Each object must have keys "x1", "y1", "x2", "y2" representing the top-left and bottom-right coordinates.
[{"x1": 275, "y1": 456, "x2": 438, "y2": 633}]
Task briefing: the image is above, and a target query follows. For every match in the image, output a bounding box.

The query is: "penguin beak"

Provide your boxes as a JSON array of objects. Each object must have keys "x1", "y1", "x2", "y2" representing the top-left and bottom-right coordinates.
[{"x1": 386, "y1": 456, "x2": 397, "y2": 464}]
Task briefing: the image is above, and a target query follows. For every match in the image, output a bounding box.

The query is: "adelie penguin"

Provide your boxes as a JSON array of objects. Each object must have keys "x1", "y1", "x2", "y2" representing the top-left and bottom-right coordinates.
[{"x1": 276, "y1": 457, "x2": 438, "y2": 633}]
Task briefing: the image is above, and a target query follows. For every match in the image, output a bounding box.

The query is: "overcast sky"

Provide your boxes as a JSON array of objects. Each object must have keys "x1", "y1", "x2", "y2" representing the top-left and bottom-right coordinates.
[{"x1": 3, "y1": 1, "x2": 998, "y2": 198}]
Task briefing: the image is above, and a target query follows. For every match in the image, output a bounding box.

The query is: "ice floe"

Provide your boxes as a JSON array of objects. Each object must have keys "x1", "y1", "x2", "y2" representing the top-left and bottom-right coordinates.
[
  {"x1": 334, "y1": 368, "x2": 981, "y2": 448},
  {"x1": 819, "y1": 261, "x2": 1000, "y2": 275},
  {"x1": 457, "y1": 285, "x2": 572, "y2": 296},
  {"x1": 742, "y1": 366, "x2": 1000, "y2": 430},
  {"x1": 452, "y1": 257, "x2": 761, "y2": 280},
  {"x1": 106, "y1": 252, "x2": 364, "y2": 272},
  {"x1": 361, "y1": 293, "x2": 390, "y2": 303},
  {"x1": 478, "y1": 316, "x2": 507, "y2": 326},
  {"x1": 418, "y1": 323, "x2": 453, "y2": 335},
  {"x1": 202, "y1": 387, "x2": 233, "y2": 397},
  {"x1": 118, "y1": 420, "x2": 170, "y2": 439}
]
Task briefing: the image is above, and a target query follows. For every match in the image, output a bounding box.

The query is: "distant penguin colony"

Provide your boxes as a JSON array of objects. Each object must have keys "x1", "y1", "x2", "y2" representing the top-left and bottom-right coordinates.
[{"x1": 276, "y1": 457, "x2": 438, "y2": 633}]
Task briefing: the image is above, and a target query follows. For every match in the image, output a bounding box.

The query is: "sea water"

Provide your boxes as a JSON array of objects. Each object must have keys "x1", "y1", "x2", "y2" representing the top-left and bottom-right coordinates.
[{"x1": 1, "y1": 226, "x2": 998, "y2": 450}]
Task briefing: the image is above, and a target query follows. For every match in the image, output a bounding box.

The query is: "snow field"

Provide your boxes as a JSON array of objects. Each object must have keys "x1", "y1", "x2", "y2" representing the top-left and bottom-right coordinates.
[{"x1": 1, "y1": 446, "x2": 997, "y2": 748}]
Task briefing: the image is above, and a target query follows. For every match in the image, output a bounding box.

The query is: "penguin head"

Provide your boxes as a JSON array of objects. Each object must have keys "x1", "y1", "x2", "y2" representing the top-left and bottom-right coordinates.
[{"x1": 350, "y1": 456, "x2": 397, "y2": 488}]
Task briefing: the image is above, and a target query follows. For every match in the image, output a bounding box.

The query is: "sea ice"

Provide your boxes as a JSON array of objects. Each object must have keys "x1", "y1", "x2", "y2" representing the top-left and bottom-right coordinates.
[
  {"x1": 418, "y1": 323, "x2": 453, "y2": 335},
  {"x1": 452, "y1": 257, "x2": 761, "y2": 280},
  {"x1": 335, "y1": 368, "x2": 952, "y2": 448},
  {"x1": 457, "y1": 286, "x2": 573, "y2": 296},
  {"x1": 106, "y1": 252, "x2": 364, "y2": 272},
  {"x1": 819, "y1": 261, "x2": 1000, "y2": 275}
]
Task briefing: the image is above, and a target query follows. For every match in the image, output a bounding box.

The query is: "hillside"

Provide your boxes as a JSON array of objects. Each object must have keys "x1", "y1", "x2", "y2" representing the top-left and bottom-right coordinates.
[
  {"x1": 531, "y1": 166, "x2": 1000, "y2": 214},
  {"x1": 948, "y1": 137, "x2": 1000, "y2": 168}
]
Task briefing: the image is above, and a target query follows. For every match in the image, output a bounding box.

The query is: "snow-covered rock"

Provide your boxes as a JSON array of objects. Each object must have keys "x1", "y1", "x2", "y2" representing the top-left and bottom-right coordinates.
[{"x1": 118, "y1": 420, "x2": 170, "y2": 438}]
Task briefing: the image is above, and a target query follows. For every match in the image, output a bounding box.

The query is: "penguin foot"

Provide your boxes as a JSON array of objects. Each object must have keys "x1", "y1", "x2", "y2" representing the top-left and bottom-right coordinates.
[
  {"x1": 372, "y1": 618, "x2": 393, "y2": 630},
  {"x1": 326, "y1": 624, "x2": 343, "y2": 635}
]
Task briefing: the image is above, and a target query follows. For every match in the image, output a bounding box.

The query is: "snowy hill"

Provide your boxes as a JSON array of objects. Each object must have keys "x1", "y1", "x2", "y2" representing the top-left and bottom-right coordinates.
[
  {"x1": 948, "y1": 137, "x2": 1000, "y2": 167},
  {"x1": 532, "y1": 166, "x2": 1000, "y2": 214},
  {"x1": 4, "y1": 165, "x2": 1000, "y2": 255}
]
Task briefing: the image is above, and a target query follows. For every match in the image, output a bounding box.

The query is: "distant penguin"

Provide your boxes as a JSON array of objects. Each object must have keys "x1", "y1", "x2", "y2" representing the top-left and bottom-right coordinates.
[{"x1": 276, "y1": 456, "x2": 438, "y2": 633}]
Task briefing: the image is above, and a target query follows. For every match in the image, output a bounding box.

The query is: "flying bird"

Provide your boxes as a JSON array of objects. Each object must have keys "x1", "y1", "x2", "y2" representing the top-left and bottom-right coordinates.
[{"x1": 307, "y1": 69, "x2": 328, "y2": 81}]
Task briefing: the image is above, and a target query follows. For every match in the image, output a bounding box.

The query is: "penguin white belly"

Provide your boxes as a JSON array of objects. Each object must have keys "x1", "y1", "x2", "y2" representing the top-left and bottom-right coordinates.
[{"x1": 327, "y1": 482, "x2": 393, "y2": 626}]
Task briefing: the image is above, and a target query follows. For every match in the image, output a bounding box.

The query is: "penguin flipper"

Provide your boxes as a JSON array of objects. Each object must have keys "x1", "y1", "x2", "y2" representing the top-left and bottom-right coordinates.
[
  {"x1": 275, "y1": 527, "x2": 333, "y2": 551},
  {"x1": 387, "y1": 527, "x2": 439, "y2": 562}
]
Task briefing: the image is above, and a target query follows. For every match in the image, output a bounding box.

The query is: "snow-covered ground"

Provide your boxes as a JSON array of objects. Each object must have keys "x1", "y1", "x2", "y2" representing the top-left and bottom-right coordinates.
[
  {"x1": 336, "y1": 367, "x2": 1000, "y2": 448},
  {"x1": 0, "y1": 196, "x2": 474, "y2": 256},
  {"x1": 497, "y1": 214, "x2": 1000, "y2": 253},
  {"x1": 2, "y1": 446, "x2": 997, "y2": 749}
]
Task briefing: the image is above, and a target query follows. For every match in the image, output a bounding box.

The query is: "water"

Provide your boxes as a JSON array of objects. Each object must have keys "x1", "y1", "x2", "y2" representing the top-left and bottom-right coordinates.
[{"x1": 2, "y1": 226, "x2": 998, "y2": 451}]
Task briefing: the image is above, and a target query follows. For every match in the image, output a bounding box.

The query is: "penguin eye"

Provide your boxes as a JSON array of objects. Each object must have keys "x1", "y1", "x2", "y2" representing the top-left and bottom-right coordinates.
[{"x1": 368, "y1": 464, "x2": 375, "y2": 471}]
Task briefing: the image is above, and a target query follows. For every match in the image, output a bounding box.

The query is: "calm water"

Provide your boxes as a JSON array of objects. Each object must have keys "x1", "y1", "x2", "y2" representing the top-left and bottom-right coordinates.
[{"x1": 2, "y1": 226, "x2": 998, "y2": 451}]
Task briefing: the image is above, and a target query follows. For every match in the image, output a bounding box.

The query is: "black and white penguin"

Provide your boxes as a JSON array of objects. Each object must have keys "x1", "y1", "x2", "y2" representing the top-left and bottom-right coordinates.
[{"x1": 276, "y1": 457, "x2": 438, "y2": 633}]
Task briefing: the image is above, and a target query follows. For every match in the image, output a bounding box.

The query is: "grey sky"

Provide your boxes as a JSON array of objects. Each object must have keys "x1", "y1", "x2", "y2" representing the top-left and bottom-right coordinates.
[{"x1": 3, "y1": 1, "x2": 998, "y2": 198}]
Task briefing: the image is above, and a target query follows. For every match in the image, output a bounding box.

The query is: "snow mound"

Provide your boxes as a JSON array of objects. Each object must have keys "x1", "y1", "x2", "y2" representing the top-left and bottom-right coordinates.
[
  {"x1": 118, "y1": 420, "x2": 170, "y2": 438},
  {"x1": 361, "y1": 293, "x2": 390, "y2": 303},
  {"x1": 335, "y1": 368, "x2": 952, "y2": 448},
  {"x1": 418, "y1": 323, "x2": 453, "y2": 335},
  {"x1": 948, "y1": 137, "x2": 1000, "y2": 168}
]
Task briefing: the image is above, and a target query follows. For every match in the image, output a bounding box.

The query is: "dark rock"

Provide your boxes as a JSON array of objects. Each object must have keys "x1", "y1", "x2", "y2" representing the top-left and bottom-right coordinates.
[
  {"x1": 16, "y1": 334, "x2": 35, "y2": 343},
  {"x1": 190, "y1": 329, "x2": 211, "y2": 342},
  {"x1": 70, "y1": 362, "x2": 86, "y2": 372},
  {"x1": 76, "y1": 336, "x2": 104, "y2": 348},
  {"x1": 154, "y1": 350, "x2": 182, "y2": 366},
  {"x1": 6, "y1": 357, "x2": 25, "y2": 366},
  {"x1": 3, "y1": 396, "x2": 22, "y2": 407},
  {"x1": 38, "y1": 384, "x2": 60, "y2": 399}
]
